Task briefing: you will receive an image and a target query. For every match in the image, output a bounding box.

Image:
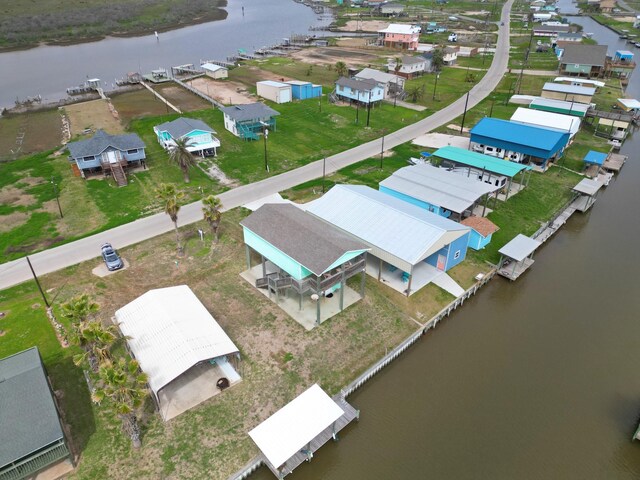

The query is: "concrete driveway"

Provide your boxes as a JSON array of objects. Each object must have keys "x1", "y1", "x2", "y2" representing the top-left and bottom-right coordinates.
[{"x1": 0, "y1": 0, "x2": 514, "y2": 291}]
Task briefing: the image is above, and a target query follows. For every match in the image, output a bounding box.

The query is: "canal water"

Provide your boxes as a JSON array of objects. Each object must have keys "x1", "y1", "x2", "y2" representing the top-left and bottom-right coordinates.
[
  {"x1": 251, "y1": 13, "x2": 640, "y2": 480},
  {"x1": 0, "y1": 0, "x2": 324, "y2": 109}
]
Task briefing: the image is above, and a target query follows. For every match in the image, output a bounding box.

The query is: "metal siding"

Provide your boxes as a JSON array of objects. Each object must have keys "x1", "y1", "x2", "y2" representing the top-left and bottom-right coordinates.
[
  {"x1": 243, "y1": 228, "x2": 305, "y2": 279},
  {"x1": 444, "y1": 231, "x2": 470, "y2": 270},
  {"x1": 379, "y1": 186, "x2": 442, "y2": 215}
]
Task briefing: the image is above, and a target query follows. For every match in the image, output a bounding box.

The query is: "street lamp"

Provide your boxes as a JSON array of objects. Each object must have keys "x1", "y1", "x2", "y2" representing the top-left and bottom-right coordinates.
[
  {"x1": 51, "y1": 176, "x2": 63, "y2": 218},
  {"x1": 263, "y1": 127, "x2": 269, "y2": 172},
  {"x1": 432, "y1": 73, "x2": 440, "y2": 101}
]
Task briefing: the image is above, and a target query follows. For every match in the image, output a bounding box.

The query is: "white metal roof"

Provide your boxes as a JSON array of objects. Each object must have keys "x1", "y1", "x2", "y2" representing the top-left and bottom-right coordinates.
[
  {"x1": 573, "y1": 178, "x2": 602, "y2": 196},
  {"x1": 509, "y1": 94, "x2": 537, "y2": 105},
  {"x1": 378, "y1": 23, "x2": 421, "y2": 34},
  {"x1": 115, "y1": 285, "x2": 239, "y2": 398},
  {"x1": 617, "y1": 98, "x2": 640, "y2": 110},
  {"x1": 379, "y1": 164, "x2": 498, "y2": 214},
  {"x1": 305, "y1": 185, "x2": 469, "y2": 272},
  {"x1": 355, "y1": 68, "x2": 401, "y2": 85},
  {"x1": 529, "y1": 97, "x2": 590, "y2": 113},
  {"x1": 554, "y1": 77, "x2": 604, "y2": 87},
  {"x1": 543, "y1": 82, "x2": 595, "y2": 95},
  {"x1": 510, "y1": 107, "x2": 581, "y2": 136},
  {"x1": 257, "y1": 80, "x2": 291, "y2": 89},
  {"x1": 248, "y1": 384, "x2": 344, "y2": 469},
  {"x1": 498, "y1": 234, "x2": 541, "y2": 262},
  {"x1": 201, "y1": 63, "x2": 227, "y2": 72}
]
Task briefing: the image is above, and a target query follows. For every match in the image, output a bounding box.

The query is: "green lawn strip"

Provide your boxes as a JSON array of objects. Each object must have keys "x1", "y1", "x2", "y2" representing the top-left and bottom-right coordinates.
[
  {"x1": 233, "y1": 58, "x2": 344, "y2": 89},
  {"x1": 561, "y1": 128, "x2": 612, "y2": 172},
  {"x1": 508, "y1": 33, "x2": 560, "y2": 70},
  {"x1": 590, "y1": 14, "x2": 634, "y2": 32},
  {"x1": 403, "y1": 67, "x2": 487, "y2": 109}
]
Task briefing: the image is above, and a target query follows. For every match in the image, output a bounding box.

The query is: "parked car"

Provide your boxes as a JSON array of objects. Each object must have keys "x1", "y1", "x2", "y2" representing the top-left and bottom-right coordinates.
[{"x1": 101, "y1": 243, "x2": 124, "y2": 271}]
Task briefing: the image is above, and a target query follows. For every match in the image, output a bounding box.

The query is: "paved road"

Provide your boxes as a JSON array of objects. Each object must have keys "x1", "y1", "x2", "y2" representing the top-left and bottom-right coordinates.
[{"x1": 0, "y1": 0, "x2": 513, "y2": 291}]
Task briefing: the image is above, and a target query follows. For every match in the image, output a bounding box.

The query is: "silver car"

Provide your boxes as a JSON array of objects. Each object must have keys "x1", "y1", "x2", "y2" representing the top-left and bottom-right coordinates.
[{"x1": 101, "y1": 243, "x2": 123, "y2": 271}]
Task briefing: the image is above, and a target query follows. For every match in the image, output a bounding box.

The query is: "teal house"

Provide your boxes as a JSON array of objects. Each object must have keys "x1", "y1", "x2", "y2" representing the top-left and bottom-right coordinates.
[
  {"x1": 220, "y1": 103, "x2": 280, "y2": 141},
  {"x1": 461, "y1": 216, "x2": 500, "y2": 250},
  {"x1": 153, "y1": 117, "x2": 220, "y2": 157},
  {"x1": 240, "y1": 204, "x2": 369, "y2": 328}
]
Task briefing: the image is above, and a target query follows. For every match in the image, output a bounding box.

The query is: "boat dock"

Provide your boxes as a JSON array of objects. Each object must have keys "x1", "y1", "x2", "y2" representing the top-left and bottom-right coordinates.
[{"x1": 604, "y1": 152, "x2": 627, "y2": 172}]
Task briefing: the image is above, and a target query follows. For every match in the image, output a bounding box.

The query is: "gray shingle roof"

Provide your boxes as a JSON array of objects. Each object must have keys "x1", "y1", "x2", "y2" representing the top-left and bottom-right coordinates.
[
  {"x1": 400, "y1": 55, "x2": 426, "y2": 65},
  {"x1": 67, "y1": 129, "x2": 145, "y2": 158},
  {"x1": 561, "y1": 44, "x2": 608, "y2": 66},
  {"x1": 336, "y1": 76, "x2": 380, "y2": 91},
  {"x1": 154, "y1": 117, "x2": 215, "y2": 139},
  {"x1": 240, "y1": 204, "x2": 368, "y2": 276},
  {"x1": 219, "y1": 103, "x2": 280, "y2": 122},
  {"x1": 0, "y1": 347, "x2": 66, "y2": 469}
]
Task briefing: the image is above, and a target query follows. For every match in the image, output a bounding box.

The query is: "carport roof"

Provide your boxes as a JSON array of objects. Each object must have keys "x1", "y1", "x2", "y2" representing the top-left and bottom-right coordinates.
[
  {"x1": 115, "y1": 285, "x2": 239, "y2": 397},
  {"x1": 433, "y1": 146, "x2": 532, "y2": 178},
  {"x1": 499, "y1": 234, "x2": 541, "y2": 262},
  {"x1": 583, "y1": 150, "x2": 607, "y2": 166}
]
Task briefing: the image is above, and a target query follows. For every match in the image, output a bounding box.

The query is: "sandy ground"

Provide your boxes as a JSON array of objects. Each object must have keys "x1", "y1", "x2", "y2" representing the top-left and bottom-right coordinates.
[
  {"x1": 64, "y1": 99, "x2": 124, "y2": 136},
  {"x1": 412, "y1": 132, "x2": 470, "y2": 149},
  {"x1": 290, "y1": 47, "x2": 383, "y2": 67},
  {"x1": 188, "y1": 77, "x2": 255, "y2": 105},
  {"x1": 336, "y1": 37, "x2": 370, "y2": 48},
  {"x1": 339, "y1": 19, "x2": 389, "y2": 32},
  {"x1": 615, "y1": 16, "x2": 636, "y2": 22}
]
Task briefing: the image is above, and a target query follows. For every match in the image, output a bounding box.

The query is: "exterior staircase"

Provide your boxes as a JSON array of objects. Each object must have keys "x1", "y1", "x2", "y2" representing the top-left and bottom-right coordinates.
[
  {"x1": 101, "y1": 150, "x2": 128, "y2": 187},
  {"x1": 111, "y1": 161, "x2": 128, "y2": 187}
]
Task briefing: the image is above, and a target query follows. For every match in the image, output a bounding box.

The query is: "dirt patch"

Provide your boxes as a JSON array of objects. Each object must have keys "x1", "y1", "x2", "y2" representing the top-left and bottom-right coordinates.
[
  {"x1": 336, "y1": 37, "x2": 370, "y2": 48},
  {"x1": 18, "y1": 176, "x2": 45, "y2": 186},
  {"x1": 5, "y1": 236, "x2": 65, "y2": 254},
  {"x1": 154, "y1": 83, "x2": 212, "y2": 111},
  {"x1": 291, "y1": 46, "x2": 383, "y2": 67},
  {"x1": 64, "y1": 99, "x2": 124, "y2": 136},
  {"x1": 187, "y1": 77, "x2": 256, "y2": 105},
  {"x1": 0, "y1": 212, "x2": 30, "y2": 232},
  {"x1": 0, "y1": 109, "x2": 62, "y2": 161},
  {"x1": 111, "y1": 88, "x2": 169, "y2": 124},
  {"x1": 0, "y1": 186, "x2": 37, "y2": 207},
  {"x1": 615, "y1": 16, "x2": 636, "y2": 22},
  {"x1": 198, "y1": 160, "x2": 239, "y2": 186},
  {"x1": 339, "y1": 19, "x2": 389, "y2": 32}
]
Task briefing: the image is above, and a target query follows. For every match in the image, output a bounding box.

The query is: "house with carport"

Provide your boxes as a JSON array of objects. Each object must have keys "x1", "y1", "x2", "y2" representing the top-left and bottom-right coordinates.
[
  {"x1": 541, "y1": 82, "x2": 595, "y2": 103},
  {"x1": 335, "y1": 77, "x2": 384, "y2": 105},
  {"x1": 378, "y1": 163, "x2": 499, "y2": 221},
  {"x1": 306, "y1": 185, "x2": 470, "y2": 297},
  {"x1": 469, "y1": 117, "x2": 569, "y2": 169},
  {"x1": 354, "y1": 68, "x2": 405, "y2": 99},
  {"x1": 377, "y1": 24, "x2": 421, "y2": 50},
  {"x1": 153, "y1": 117, "x2": 220, "y2": 156},
  {"x1": 115, "y1": 285, "x2": 241, "y2": 421},
  {"x1": 220, "y1": 103, "x2": 280, "y2": 140},
  {"x1": 240, "y1": 204, "x2": 369, "y2": 330}
]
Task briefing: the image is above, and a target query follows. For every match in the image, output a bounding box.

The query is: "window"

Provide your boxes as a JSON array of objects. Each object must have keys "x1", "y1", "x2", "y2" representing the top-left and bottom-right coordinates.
[
  {"x1": 454, "y1": 250, "x2": 461, "y2": 260},
  {"x1": 127, "y1": 149, "x2": 138, "y2": 154},
  {"x1": 83, "y1": 156, "x2": 94, "y2": 161}
]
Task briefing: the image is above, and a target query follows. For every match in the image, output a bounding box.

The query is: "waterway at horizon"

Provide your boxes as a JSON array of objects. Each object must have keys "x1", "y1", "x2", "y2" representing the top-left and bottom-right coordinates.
[
  {"x1": 0, "y1": 0, "x2": 325, "y2": 109},
  {"x1": 250, "y1": 14, "x2": 640, "y2": 480}
]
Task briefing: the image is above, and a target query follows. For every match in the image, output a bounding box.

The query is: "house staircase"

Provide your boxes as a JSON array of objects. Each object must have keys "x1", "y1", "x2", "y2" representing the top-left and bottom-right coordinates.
[
  {"x1": 329, "y1": 89, "x2": 338, "y2": 103},
  {"x1": 237, "y1": 122, "x2": 260, "y2": 141},
  {"x1": 111, "y1": 161, "x2": 128, "y2": 187},
  {"x1": 101, "y1": 151, "x2": 128, "y2": 187}
]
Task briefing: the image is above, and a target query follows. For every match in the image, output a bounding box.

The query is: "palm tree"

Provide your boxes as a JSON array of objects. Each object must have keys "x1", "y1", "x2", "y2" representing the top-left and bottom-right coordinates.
[
  {"x1": 72, "y1": 321, "x2": 118, "y2": 370},
  {"x1": 393, "y1": 56, "x2": 403, "y2": 107},
  {"x1": 335, "y1": 61, "x2": 348, "y2": 78},
  {"x1": 92, "y1": 357, "x2": 149, "y2": 448},
  {"x1": 169, "y1": 137, "x2": 197, "y2": 183},
  {"x1": 61, "y1": 294, "x2": 103, "y2": 370},
  {"x1": 155, "y1": 183, "x2": 185, "y2": 254},
  {"x1": 202, "y1": 195, "x2": 223, "y2": 244}
]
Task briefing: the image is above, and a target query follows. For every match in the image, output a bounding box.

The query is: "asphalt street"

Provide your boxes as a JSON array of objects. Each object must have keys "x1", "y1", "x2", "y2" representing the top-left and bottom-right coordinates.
[{"x1": 0, "y1": 0, "x2": 513, "y2": 290}]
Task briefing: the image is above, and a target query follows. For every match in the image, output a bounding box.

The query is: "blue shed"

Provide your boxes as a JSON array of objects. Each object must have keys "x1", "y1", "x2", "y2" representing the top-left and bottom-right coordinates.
[
  {"x1": 470, "y1": 118, "x2": 570, "y2": 168},
  {"x1": 461, "y1": 216, "x2": 499, "y2": 250},
  {"x1": 286, "y1": 80, "x2": 322, "y2": 100},
  {"x1": 583, "y1": 150, "x2": 607, "y2": 166}
]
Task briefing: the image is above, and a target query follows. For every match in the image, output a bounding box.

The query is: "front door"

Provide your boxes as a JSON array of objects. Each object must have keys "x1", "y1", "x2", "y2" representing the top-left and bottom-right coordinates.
[{"x1": 437, "y1": 254, "x2": 446, "y2": 271}]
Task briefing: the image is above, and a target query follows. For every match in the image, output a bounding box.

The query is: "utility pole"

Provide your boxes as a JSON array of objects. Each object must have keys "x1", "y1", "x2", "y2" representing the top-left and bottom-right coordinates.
[
  {"x1": 366, "y1": 90, "x2": 372, "y2": 127},
  {"x1": 356, "y1": 100, "x2": 359, "y2": 124},
  {"x1": 26, "y1": 256, "x2": 49, "y2": 308},
  {"x1": 432, "y1": 72, "x2": 440, "y2": 101},
  {"x1": 322, "y1": 155, "x2": 327, "y2": 193},
  {"x1": 263, "y1": 127, "x2": 269, "y2": 172},
  {"x1": 460, "y1": 91, "x2": 471, "y2": 133},
  {"x1": 51, "y1": 176, "x2": 63, "y2": 218},
  {"x1": 380, "y1": 131, "x2": 386, "y2": 169}
]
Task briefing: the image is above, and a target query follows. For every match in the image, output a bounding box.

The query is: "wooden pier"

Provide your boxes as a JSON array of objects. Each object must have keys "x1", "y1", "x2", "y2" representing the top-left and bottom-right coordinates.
[{"x1": 603, "y1": 152, "x2": 627, "y2": 172}]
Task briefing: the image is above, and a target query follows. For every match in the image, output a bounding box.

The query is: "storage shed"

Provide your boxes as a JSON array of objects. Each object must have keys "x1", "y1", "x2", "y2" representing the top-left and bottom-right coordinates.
[
  {"x1": 0, "y1": 348, "x2": 71, "y2": 480},
  {"x1": 460, "y1": 216, "x2": 500, "y2": 250},
  {"x1": 306, "y1": 185, "x2": 470, "y2": 296},
  {"x1": 201, "y1": 62, "x2": 228, "y2": 79},
  {"x1": 286, "y1": 80, "x2": 322, "y2": 100},
  {"x1": 541, "y1": 82, "x2": 595, "y2": 103},
  {"x1": 510, "y1": 107, "x2": 581, "y2": 139},
  {"x1": 115, "y1": 285, "x2": 241, "y2": 421},
  {"x1": 379, "y1": 163, "x2": 499, "y2": 220},
  {"x1": 257, "y1": 80, "x2": 292, "y2": 104},
  {"x1": 529, "y1": 97, "x2": 589, "y2": 117},
  {"x1": 469, "y1": 117, "x2": 569, "y2": 168}
]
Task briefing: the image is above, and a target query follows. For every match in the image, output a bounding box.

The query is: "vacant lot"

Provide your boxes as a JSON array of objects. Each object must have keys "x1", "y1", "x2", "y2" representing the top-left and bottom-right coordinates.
[
  {"x1": 188, "y1": 77, "x2": 255, "y2": 105},
  {"x1": 154, "y1": 83, "x2": 212, "y2": 112},
  {"x1": 0, "y1": 109, "x2": 62, "y2": 161},
  {"x1": 64, "y1": 99, "x2": 124, "y2": 136},
  {"x1": 110, "y1": 88, "x2": 171, "y2": 125},
  {"x1": 291, "y1": 46, "x2": 387, "y2": 69}
]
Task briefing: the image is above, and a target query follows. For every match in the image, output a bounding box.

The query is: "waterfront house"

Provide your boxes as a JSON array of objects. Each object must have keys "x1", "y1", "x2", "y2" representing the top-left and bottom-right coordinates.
[
  {"x1": 386, "y1": 55, "x2": 428, "y2": 78},
  {"x1": 605, "y1": 50, "x2": 636, "y2": 80},
  {"x1": 559, "y1": 44, "x2": 608, "y2": 77},
  {"x1": 529, "y1": 97, "x2": 590, "y2": 117},
  {"x1": 469, "y1": 118, "x2": 569, "y2": 169},
  {"x1": 460, "y1": 216, "x2": 500, "y2": 250},
  {"x1": 378, "y1": 163, "x2": 499, "y2": 221},
  {"x1": 256, "y1": 80, "x2": 292, "y2": 104},
  {"x1": 533, "y1": 24, "x2": 570, "y2": 36},
  {"x1": 354, "y1": 68, "x2": 405, "y2": 99},
  {"x1": 201, "y1": 62, "x2": 228, "y2": 79},
  {"x1": 240, "y1": 204, "x2": 369, "y2": 330},
  {"x1": 541, "y1": 82, "x2": 595, "y2": 103},
  {"x1": 0, "y1": 347, "x2": 72, "y2": 480},
  {"x1": 306, "y1": 185, "x2": 470, "y2": 297},
  {"x1": 285, "y1": 80, "x2": 322, "y2": 100},
  {"x1": 335, "y1": 77, "x2": 384, "y2": 104},
  {"x1": 510, "y1": 107, "x2": 581, "y2": 140},
  {"x1": 378, "y1": 24, "x2": 421, "y2": 50},
  {"x1": 380, "y1": 2, "x2": 405, "y2": 15},
  {"x1": 153, "y1": 117, "x2": 220, "y2": 156},
  {"x1": 431, "y1": 146, "x2": 533, "y2": 200},
  {"x1": 116, "y1": 285, "x2": 241, "y2": 421},
  {"x1": 219, "y1": 103, "x2": 280, "y2": 140},
  {"x1": 67, "y1": 129, "x2": 146, "y2": 182}
]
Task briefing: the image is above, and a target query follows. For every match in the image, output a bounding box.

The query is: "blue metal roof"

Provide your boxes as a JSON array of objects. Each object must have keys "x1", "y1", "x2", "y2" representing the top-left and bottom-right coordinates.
[
  {"x1": 583, "y1": 150, "x2": 607, "y2": 166},
  {"x1": 469, "y1": 118, "x2": 569, "y2": 160}
]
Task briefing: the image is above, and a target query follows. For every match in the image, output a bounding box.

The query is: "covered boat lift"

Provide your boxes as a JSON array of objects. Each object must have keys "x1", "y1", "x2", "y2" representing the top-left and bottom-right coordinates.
[
  {"x1": 497, "y1": 234, "x2": 542, "y2": 281},
  {"x1": 572, "y1": 178, "x2": 603, "y2": 212}
]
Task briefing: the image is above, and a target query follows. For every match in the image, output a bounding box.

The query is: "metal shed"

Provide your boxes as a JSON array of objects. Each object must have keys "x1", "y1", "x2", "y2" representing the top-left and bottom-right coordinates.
[{"x1": 257, "y1": 80, "x2": 292, "y2": 104}]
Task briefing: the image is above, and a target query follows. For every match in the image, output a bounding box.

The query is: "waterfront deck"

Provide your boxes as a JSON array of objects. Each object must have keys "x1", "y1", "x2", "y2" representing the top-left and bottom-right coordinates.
[
  {"x1": 604, "y1": 153, "x2": 627, "y2": 172},
  {"x1": 264, "y1": 395, "x2": 359, "y2": 479},
  {"x1": 498, "y1": 257, "x2": 535, "y2": 281}
]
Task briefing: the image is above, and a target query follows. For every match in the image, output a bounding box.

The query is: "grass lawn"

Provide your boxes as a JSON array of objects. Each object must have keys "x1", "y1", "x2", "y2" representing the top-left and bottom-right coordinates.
[
  {"x1": 0, "y1": 109, "x2": 62, "y2": 161},
  {"x1": 508, "y1": 34, "x2": 560, "y2": 71},
  {"x1": 0, "y1": 206, "x2": 458, "y2": 479},
  {"x1": 403, "y1": 67, "x2": 487, "y2": 110},
  {"x1": 560, "y1": 127, "x2": 612, "y2": 172}
]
